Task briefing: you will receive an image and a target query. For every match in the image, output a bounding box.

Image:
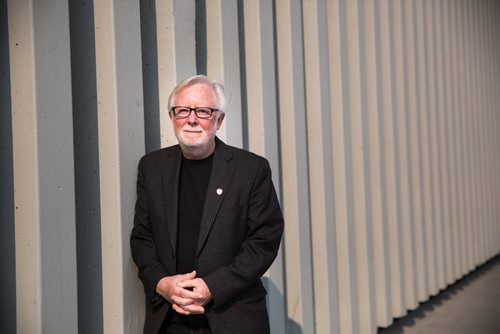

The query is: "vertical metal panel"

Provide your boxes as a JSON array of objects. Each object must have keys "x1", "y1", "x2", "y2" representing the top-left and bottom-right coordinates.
[
  {"x1": 140, "y1": 0, "x2": 161, "y2": 152},
  {"x1": 478, "y1": 0, "x2": 487, "y2": 264},
  {"x1": 243, "y1": 0, "x2": 280, "y2": 187},
  {"x1": 328, "y1": 0, "x2": 360, "y2": 332},
  {"x1": 391, "y1": 0, "x2": 418, "y2": 311},
  {"x1": 454, "y1": 0, "x2": 470, "y2": 277},
  {"x1": 442, "y1": 0, "x2": 461, "y2": 282},
  {"x1": 477, "y1": 0, "x2": 488, "y2": 265},
  {"x1": 483, "y1": 0, "x2": 495, "y2": 261},
  {"x1": 473, "y1": 0, "x2": 488, "y2": 265},
  {"x1": 0, "y1": 0, "x2": 16, "y2": 331},
  {"x1": 32, "y1": 0, "x2": 79, "y2": 329},
  {"x1": 363, "y1": 0, "x2": 392, "y2": 326},
  {"x1": 483, "y1": 0, "x2": 493, "y2": 258},
  {"x1": 205, "y1": 0, "x2": 243, "y2": 147},
  {"x1": 460, "y1": 0, "x2": 475, "y2": 272},
  {"x1": 466, "y1": 0, "x2": 480, "y2": 268},
  {"x1": 496, "y1": 1, "x2": 500, "y2": 255},
  {"x1": 93, "y1": 0, "x2": 145, "y2": 332},
  {"x1": 455, "y1": 0, "x2": 467, "y2": 277},
  {"x1": 68, "y1": 0, "x2": 104, "y2": 332},
  {"x1": 442, "y1": 0, "x2": 456, "y2": 276},
  {"x1": 242, "y1": 1, "x2": 285, "y2": 332},
  {"x1": 497, "y1": 0, "x2": 500, "y2": 256},
  {"x1": 342, "y1": 0, "x2": 376, "y2": 332},
  {"x1": 485, "y1": 0, "x2": 495, "y2": 261},
  {"x1": 141, "y1": 1, "x2": 160, "y2": 152},
  {"x1": 486, "y1": 0, "x2": 499, "y2": 258},
  {"x1": 431, "y1": 0, "x2": 450, "y2": 288},
  {"x1": 488, "y1": 0, "x2": 494, "y2": 256},
  {"x1": 481, "y1": 0, "x2": 490, "y2": 258},
  {"x1": 486, "y1": 0, "x2": 496, "y2": 256},
  {"x1": 469, "y1": 0, "x2": 479, "y2": 265},
  {"x1": 378, "y1": 0, "x2": 405, "y2": 316},
  {"x1": 302, "y1": 0, "x2": 338, "y2": 332},
  {"x1": 7, "y1": 1, "x2": 42, "y2": 330},
  {"x1": 275, "y1": 1, "x2": 314, "y2": 332},
  {"x1": 496, "y1": 0, "x2": 499, "y2": 255},
  {"x1": 416, "y1": 0, "x2": 439, "y2": 297},
  {"x1": 473, "y1": 0, "x2": 484, "y2": 264},
  {"x1": 424, "y1": 0, "x2": 446, "y2": 292},
  {"x1": 403, "y1": 0, "x2": 429, "y2": 302},
  {"x1": 437, "y1": 0, "x2": 449, "y2": 282},
  {"x1": 468, "y1": 0, "x2": 480, "y2": 268},
  {"x1": 156, "y1": 0, "x2": 197, "y2": 149},
  {"x1": 9, "y1": 0, "x2": 79, "y2": 332},
  {"x1": 493, "y1": 1, "x2": 500, "y2": 256}
]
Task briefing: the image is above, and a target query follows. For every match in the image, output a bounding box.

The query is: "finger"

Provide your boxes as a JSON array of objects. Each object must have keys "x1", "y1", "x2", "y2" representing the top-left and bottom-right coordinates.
[
  {"x1": 177, "y1": 278, "x2": 195, "y2": 286},
  {"x1": 171, "y1": 295, "x2": 197, "y2": 306},
  {"x1": 177, "y1": 278, "x2": 201, "y2": 290},
  {"x1": 176, "y1": 303, "x2": 205, "y2": 315},
  {"x1": 172, "y1": 304, "x2": 191, "y2": 315},
  {"x1": 179, "y1": 270, "x2": 196, "y2": 280},
  {"x1": 177, "y1": 286, "x2": 203, "y2": 300},
  {"x1": 178, "y1": 287, "x2": 203, "y2": 300}
]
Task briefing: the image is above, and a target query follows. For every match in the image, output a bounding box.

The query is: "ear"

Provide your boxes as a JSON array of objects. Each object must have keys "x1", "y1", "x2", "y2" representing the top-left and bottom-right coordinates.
[{"x1": 216, "y1": 112, "x2": 225, "y2": 129}]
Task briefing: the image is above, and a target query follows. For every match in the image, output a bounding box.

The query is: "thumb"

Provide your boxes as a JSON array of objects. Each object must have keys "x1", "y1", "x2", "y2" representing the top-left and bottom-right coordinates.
[{"x1": 181, "y1": 270, "x2": 196, "y2": 279}]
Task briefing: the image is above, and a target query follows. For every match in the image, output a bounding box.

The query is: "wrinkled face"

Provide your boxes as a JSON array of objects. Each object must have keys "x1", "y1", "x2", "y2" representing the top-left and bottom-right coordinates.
[{"x1": 170, "y1": 83, "x2": 225, "y2": 159}]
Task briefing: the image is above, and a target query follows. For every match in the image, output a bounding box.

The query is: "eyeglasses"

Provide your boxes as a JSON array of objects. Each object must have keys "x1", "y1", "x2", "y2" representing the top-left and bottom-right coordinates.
[{"x1": 170, "y1": 106, "x2": 220, "y2": 119}]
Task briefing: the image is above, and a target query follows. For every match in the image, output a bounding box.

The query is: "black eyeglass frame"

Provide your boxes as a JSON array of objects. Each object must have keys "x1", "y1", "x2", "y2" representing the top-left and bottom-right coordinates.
[{"x1": 170, "y1": 106, "x2": 220, "y2": 119}]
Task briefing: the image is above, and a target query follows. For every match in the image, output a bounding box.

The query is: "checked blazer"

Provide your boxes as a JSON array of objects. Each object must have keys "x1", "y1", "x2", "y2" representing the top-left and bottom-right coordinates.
[{"x1": 130, "y1": 137, "x2": 284, "y2": 334}]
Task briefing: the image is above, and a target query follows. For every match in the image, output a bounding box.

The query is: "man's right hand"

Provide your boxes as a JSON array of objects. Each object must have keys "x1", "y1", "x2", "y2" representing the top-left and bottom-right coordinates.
[{"x1": 155, "y1": 271, "x2": 205, "y2": 314}]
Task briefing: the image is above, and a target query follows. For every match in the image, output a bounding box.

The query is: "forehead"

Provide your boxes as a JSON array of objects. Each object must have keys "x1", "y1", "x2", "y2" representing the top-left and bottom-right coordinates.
[{"x1": 175, "y1": 83, "x2": 217, "y2": 106}]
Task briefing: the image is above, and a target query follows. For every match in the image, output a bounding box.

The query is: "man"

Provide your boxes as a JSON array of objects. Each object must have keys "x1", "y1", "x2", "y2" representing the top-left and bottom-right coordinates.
[{"x1": 130, "y1": 75, "x2": 284, "y2": 334}]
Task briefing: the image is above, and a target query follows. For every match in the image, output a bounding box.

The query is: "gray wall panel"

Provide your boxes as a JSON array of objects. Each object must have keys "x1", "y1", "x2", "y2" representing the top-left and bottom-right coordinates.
[
  {"x1": 68, "y1": 0, "x2": 104, "y2": 332},
  {"x1": 93, "y1": 0, "x2": 145, "y2": 332},
  {"x1": 392, "y1": 0, "x2": 418, "y2": 311},
  {"x1": 0, "y1": 0, "x2": 16, "y2": 331},
  {"x1": 242, "y1": 1, "x2": 285, "y2": 332},
  {"x1": 140, "y1": 0, "x2": 161, "y2": 152},
  {"x1": 9, "y1": 0, "x2": 78, "y2": 332}
]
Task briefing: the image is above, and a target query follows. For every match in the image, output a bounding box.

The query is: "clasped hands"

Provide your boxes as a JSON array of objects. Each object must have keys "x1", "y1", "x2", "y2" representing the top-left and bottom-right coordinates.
[{"x1": 156, "y1": 271, "x2": 212, "y2": 315}]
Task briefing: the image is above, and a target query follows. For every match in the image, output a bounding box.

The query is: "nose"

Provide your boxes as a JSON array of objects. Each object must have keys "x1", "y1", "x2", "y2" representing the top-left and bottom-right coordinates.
[{"x1": 186, "y1": 110, "x2": 199, "y2": 125}]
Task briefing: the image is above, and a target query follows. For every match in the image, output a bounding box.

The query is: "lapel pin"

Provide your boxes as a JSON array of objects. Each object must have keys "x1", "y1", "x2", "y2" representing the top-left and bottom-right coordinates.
[{"x1": 216, "y1": 188, "x2": 223, "y2": 195}]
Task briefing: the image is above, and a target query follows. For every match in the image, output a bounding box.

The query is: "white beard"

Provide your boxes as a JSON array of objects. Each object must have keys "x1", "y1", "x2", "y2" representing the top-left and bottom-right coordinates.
[{"x1": 176, "y1": 124, "x2": 217, "y2": 157}]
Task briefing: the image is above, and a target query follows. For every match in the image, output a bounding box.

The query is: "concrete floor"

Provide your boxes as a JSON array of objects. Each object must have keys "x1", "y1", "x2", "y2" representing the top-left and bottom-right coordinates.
[{"x1": 378, "y1": 254, "x2": 500, "y2": 334}]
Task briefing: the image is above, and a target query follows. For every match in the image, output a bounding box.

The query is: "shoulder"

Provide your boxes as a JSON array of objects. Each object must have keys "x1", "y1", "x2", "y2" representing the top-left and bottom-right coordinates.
[
  {"x1": 217, "y1": 141, "x2": 271, "y2": 175},
  {"x1": 226, "y1": 144, "x2": 265, "y2": 162},
  {"x1": 138, "y1": 145, "x2": 180, "y2": 170},
  {"x1": 218, "y1": 140, "x2": 267, "y2": 163}
]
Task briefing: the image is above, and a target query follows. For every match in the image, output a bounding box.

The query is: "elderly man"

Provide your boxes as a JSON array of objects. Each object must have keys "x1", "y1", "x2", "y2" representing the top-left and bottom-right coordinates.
[{"x1": 130, "y1": 75, "x2": 284, "y2": 334}]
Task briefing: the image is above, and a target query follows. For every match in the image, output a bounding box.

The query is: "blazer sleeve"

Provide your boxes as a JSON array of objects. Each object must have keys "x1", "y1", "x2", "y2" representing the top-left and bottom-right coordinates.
[
  {"x1": 130, "y1": 157, "x2": 169, "y2": 307},
  {"x1": 202, "y1": 158, "x2": 284, "y2": 308}
]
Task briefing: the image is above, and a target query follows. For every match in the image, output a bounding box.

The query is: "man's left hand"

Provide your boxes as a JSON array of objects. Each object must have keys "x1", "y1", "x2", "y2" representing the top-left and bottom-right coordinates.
[{"x1": 173, "y1": 277, "x2": 212, "y2": 315}]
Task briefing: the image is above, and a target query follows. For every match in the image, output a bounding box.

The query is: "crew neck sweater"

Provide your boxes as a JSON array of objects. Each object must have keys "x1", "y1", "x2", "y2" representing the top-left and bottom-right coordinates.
[{"x1": 176, "y1": 154, "x2": 213, "y2": 275}]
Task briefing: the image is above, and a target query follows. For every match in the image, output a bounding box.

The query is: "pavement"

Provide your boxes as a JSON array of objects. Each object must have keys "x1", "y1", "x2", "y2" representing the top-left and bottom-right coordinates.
[{"x1": 378, "y1": 254, "x2": 500, "y2": 334}]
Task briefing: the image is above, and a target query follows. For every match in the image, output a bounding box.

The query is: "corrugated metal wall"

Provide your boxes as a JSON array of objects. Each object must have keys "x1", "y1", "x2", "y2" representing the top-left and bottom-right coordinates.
[{"x1": 1, "y1": 0, "x2": 499, "y2": 333}]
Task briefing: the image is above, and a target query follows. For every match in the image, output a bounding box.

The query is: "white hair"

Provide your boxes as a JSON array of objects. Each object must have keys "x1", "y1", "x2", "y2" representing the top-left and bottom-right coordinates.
[{"x1": 168, "y1": 75, "x2": 227, "y2": 112}]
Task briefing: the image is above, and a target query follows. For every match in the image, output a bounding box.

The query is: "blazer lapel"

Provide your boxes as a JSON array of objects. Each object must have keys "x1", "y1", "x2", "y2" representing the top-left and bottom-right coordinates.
[
  {"x1": 196, "y1": 141, "x2": 234, "y2": 256},
  {"x1": 162, "y1": 146, "x2": 182, "y2": 256}
]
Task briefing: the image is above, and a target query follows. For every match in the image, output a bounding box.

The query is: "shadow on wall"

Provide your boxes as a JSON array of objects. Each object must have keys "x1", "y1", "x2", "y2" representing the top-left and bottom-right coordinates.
[{"x1": 263, "y1": 277, "x2": 303, "y2": 334}]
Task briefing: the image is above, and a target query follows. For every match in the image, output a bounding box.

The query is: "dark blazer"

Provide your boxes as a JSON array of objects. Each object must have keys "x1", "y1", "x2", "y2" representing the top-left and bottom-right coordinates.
[{"x1": 130, "y1": 138, "x2": 284, "y2": 334}]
